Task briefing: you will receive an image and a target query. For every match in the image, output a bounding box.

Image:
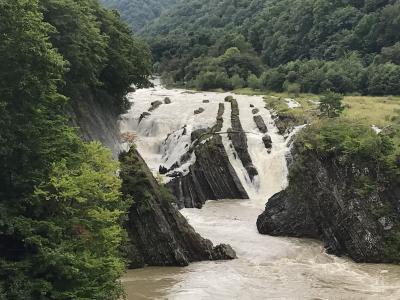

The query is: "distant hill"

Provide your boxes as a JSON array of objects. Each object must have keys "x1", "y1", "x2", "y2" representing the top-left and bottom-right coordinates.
[
  {"x1": 99, "y1": 0, "x2": 178, "y2": 31},
  {"x1": 141, "y1": 0, "x2": 400, "y2": 95}
]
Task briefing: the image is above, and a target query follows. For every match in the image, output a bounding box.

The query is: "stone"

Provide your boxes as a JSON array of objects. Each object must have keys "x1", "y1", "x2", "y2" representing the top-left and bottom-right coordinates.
[
  {"x1": 191, "y1": 128, "x2": 209, "y2": 142},
  {"x1": 225, "y1": 96, "x2": 234, "y2": 102},
  {"x1": 194, "y1": 107, "x2": 205, "y2": 115},
  {"x1": 167, "y1": 105, "x2": 248, "y2": 209},
  {"x1": 228, "y1": 98, "x2": 258, "y2": 181},
  {"x1": 212, "y1": 244, "x2": 237, "y2": 260},
  {"x1": 250, "y1": 104, "x2": 254, "y2": 108},
  {"x1": 149, "y1": 100, "x2": 163, "y2": 112},
  {"x1": 139, "y1": 112, "x2": 151, "y2": 123},
  {"x1": 120, "y1": 149, "x2": 237, "y2": 268},
  {"x1": 164, "y1": 97, "x2": 172, "y2": 104},
  {"x1": 257, "y1": 143, "x2": 400, "y2": 263},
  {"x1": 203, "y1": 99, "x2": 210, "y2": 103},
  {"x1": 159, "y1": 165, "x2": 168, "y2": 174},
  {"x1": 252, "y1": 108, "x2": 260, "y2": 114},
  {"x1": 253, "y1": 115, "x2": 268, "y2": 133},
  {"x1": 262, "y1": 134, "x2": 272, "y2": 150}
]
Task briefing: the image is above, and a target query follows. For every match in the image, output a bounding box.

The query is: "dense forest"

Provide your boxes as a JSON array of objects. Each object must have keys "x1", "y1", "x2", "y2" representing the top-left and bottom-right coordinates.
[
  {"x1": 99, "y1": 0, "x2": 177, "y2": 31},
  {"x1": 137, "y1": 0, "x2": 400, "y2": 95},
  {"x1": 0, "y1": 0, "x2": 150, "y2": 299}
]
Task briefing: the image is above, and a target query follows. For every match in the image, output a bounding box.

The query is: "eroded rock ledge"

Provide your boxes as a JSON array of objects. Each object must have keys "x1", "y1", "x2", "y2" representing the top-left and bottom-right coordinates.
[
  {"x1": 257, "y1": 141, "x2": 400, "y2": 263},
  {"x1": 167, "y1": 103, "x2": 248, "y2": 208},
  {"x1": 228, "y1": 98, "x2": 258, "y2": 180},
  {"x1": 120, "y1": 148, "x2": 236, "y2": 268}
]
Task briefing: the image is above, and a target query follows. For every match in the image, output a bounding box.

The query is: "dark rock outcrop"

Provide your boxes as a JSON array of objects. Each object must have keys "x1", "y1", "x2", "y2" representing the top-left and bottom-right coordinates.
[
  {"x1": 167, "y1": 135, "x2": 249, "y2": 208},
  {"x1": 68, "y1": 93, "x2": 122, "y2": 157},
  {"x1": 252, "y1": 108, "x2": 260, "y2": 114},
  {"x1": 194, "y1": 107, "x2": 205, "y2": 115},
  {"x1": 253, "y1": 115, "x2": 268, "y2": 133},
  {"x1": 203, "y1": 99, "x2": 210, "y2": 103},
  {"x1": 159, "y1": 165, "x2": 168, "y2": 174},
  {"x1": 262, "y1": 134, "x2": 272, "y2": 150},
  {"x1": 149, "y1": 100, "x2": 163, "y2": 111},
  {"x1": 164, "y1": 97, "x2": 171, "y2": 104},
  {"x1": 120, "y1": 148, "x2": 237, "y2": 268},
  {"x1": 167, "y1": 103, "x2": 248, "y2": 208},
  {"x1": 139, "y1": 111, "x2": 151, "y2": 123},
  {"x1": 228, "y1": 98, "x2": 258, "y2": 181},
  {"x1": 257, "y1": 143, "x2": 400, "y2": 263}
]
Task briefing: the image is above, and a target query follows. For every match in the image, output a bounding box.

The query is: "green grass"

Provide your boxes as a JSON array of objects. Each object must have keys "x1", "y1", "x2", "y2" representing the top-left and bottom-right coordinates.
[{"x1": 342, "y1": 96, "x2": 400, "y2": 127}]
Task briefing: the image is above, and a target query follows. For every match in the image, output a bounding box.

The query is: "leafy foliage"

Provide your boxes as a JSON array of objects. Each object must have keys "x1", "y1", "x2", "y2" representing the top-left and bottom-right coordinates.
[
  {"x1": 134, "y1": 0, "x2": 400, "y2": 94},
  {"x1": 99, "y1": 0, "x2": 178, "y2": 31},
  {"x1": 0, "y1": 0, "x2": 151, "y2": 298},
  {"x1": 319, "y1": 91, "x2": 345, "y2": 118}
]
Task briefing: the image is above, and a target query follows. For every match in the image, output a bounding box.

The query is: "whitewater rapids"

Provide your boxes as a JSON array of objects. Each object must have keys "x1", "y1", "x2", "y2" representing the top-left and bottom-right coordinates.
[{"x1": 120, "y1": 80, "x2": 400, "y2": 300}]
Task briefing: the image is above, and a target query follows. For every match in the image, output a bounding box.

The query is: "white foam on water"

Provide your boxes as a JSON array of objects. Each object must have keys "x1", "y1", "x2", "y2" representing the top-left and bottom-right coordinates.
[{"x1": 121, "y1": 82, "x2": 400, "y2": 300}]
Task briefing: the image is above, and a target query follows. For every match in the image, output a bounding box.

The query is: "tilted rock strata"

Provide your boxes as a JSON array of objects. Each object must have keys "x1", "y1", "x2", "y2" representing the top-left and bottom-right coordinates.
[{"x1": 120, "y1": 148, "x2": 237, "y2": 268}]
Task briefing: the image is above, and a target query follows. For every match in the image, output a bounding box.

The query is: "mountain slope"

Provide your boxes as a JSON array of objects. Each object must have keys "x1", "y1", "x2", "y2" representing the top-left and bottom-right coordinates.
[
  {"x1": 99, "y1": 0, "x2": 178, "y2": 31},
  {"x1": 143, "y1": 0, "x2": 400, "y2": 95}
]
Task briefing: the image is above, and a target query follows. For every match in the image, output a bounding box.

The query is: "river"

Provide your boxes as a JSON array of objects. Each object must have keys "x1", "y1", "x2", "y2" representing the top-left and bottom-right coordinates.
[{"x1": 119, "y1": 81, "x2": 400, "y2": 299}]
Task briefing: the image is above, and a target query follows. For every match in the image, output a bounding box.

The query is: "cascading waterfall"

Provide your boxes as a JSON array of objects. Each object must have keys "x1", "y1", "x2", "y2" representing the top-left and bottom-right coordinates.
[{"x1": 120, "y1": 81, "x2": 400, "y2": 300}]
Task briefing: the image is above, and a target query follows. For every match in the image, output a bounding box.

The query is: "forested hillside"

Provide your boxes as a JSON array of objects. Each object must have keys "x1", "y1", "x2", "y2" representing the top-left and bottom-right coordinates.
[
  {"x1": 99, "y1": 0, "x2": 178, "y2": 31},
  {"x1": 0, "y1": 0, "x2": 150, "y2": 298},
  {"x1": 144, "y1": 0, "x2": 400, "y2": 95}
]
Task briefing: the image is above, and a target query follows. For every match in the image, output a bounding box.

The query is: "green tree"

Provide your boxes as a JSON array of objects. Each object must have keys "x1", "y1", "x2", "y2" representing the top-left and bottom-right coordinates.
[
  {"x1": 247, "y1": 74, "x2": 261, "y2": 90},
  {"x1": 319, "y1": 91, "x2": 344, "y2": 118},
  {"x1": 0, "y1": 0, "x2": 149, "y2": 298}
]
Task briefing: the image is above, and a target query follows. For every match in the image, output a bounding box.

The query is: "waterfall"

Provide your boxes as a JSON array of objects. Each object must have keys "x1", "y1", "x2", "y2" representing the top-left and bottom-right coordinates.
[{"x1": 120, "y1": 82, "x2": 400, "y2": 300}]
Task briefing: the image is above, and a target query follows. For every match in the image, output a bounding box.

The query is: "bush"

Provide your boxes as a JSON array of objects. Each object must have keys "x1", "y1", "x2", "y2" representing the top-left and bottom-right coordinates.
[
  {"x1": 247, "y1": 74, "x2": 261, "y2": 89},
  {"x1": 319, "y1": 90, "x2": 344, "y2": 118},
  {"x1": 230, "y1": 74, "x2": 245, "y2": 89}
]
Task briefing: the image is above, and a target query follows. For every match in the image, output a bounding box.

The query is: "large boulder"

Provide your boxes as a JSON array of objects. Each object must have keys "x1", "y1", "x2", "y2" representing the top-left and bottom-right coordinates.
[
  {"x1": 253, "y1": 115, "x2": 268, "y2": 133},
  {"x1": 257, "y1": 141, "x2": 400, "y2": 263},
  {"x1": 149, "y1": 100, "x2": 163, "y2": 111},
  {"x1": 120, "y1": 148, "x2": 237, "y2": 268},
  {"x1": 262, "y1": 134, "x2": 272, "y2": 150}
]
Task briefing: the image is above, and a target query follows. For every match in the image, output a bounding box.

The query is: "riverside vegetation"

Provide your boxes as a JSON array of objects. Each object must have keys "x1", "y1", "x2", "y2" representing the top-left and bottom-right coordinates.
[
  {"x1": 0, "y1": 0, "x2": 151, "y2": 298},
  {"x1": 2, "y1": 0, "x2": 400, "y2": 299}
]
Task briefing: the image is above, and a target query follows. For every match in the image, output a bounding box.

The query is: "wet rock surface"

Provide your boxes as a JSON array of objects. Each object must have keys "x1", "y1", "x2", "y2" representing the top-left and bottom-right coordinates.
[
  {"x1": 120, "y1": 148, "x2": 237, "y2": 268},
  {"x1": 228, "y1": 98, "x2": 258, "y2": 181},
  {"x1": 257, "y1": 143, "x2": 400, "y2": 263},
  {"x1": 164, "y1": 97, "x2": 172, "y2": 104},
  {"x1": 139, "y1": 111, "x2": 151, "y2": 123},
  {"x1": 262, "y1": 134, "x2": 272, "y2": 150},
  {"x1": 167, "y1": 103, "x2": 248, "y2": 208},
  {"x1": 194, "y1": 107, "x2": 205, "y2": 115},
  {"x1": 253, "y1": 115, "x2": 268, "y2": 134},
  {"x1": 149, "y1": 100, "x2": 163, "y2": 111}
]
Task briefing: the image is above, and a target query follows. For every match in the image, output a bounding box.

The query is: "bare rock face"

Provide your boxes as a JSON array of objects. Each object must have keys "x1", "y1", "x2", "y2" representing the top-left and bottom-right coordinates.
[
  {"x1": 167, "y1": 103, "x2": 248, "y2": 208},
  {"x1": 120, "y1": 148, "x2": 237, "y2": 268},
  {"x1": 257, "y1": 142, "x2": 400, "y2": 263},
  {"x1": 253, "y1": 115, "x2": 268, "y2": 133}
]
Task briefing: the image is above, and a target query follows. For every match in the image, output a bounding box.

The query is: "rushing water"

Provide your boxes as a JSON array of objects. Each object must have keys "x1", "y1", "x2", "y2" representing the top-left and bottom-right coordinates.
[{"x1": 120, "y1": 81, "x2": 400, "y2": 299}]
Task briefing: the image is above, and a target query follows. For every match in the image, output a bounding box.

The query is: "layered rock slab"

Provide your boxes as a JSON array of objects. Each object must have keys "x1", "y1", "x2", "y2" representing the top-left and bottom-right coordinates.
[
  {"x1": 167, "y1": 103, "x2": 248, "y2": 208},
  {"x1": 120, "y1": 148, "x2": 237, "y2": 268},
  {"x1": 257, "y1": 142, "x2": 400, "y2": 263}
]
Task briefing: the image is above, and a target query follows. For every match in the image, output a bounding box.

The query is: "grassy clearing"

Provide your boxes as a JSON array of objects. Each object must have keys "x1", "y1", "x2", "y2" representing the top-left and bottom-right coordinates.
[
  {"x1": 233, "y1": 88, "x2": 400, "y2": 128},
  {"x1": 342, "y1": 96, "x2": 400, "y2": 127}
]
